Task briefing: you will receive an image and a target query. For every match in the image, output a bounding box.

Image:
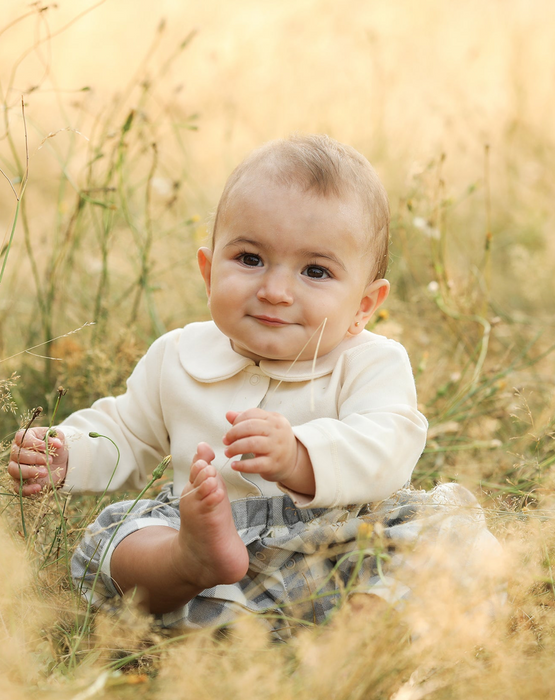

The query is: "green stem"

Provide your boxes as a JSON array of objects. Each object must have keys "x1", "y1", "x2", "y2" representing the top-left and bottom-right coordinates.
[
  {"x1": 15, "y1": 406, "x2": 43, "y2": 538},
  {"x1": 0, "y1": 198, "x2": 20, "y2": 285},
  {"x1": 69, "y1": 451, "x2": 171, "y2": 670},
  {"x1": 75, "y1": 433, "x2": 121, "y2": 585},
  {"x1": 42, "y1": 390, "x2": 73, "y2": 577}
]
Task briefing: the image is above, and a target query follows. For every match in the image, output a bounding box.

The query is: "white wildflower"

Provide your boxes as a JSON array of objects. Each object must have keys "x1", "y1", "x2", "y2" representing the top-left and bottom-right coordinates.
[{"x1": 413, "y1": 216, "x2": 441, "y2": 240}]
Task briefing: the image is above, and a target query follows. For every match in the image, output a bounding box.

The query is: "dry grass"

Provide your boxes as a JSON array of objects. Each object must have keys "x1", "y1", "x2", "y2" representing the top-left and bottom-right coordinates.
[{"x1": 1, "y1": 1, "x2": 555, "y2": 698}]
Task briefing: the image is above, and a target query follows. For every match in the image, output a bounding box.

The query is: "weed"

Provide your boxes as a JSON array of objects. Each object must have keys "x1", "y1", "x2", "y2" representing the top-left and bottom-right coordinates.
[{"x1": 1, "y1": 1, "x2": 555, "y2": 698}]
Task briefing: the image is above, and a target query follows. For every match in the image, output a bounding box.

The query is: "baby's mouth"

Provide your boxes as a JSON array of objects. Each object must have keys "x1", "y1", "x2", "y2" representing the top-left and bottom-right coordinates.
[{"x1": 251, "y1": 315, "x2": 291, "y2": 327}]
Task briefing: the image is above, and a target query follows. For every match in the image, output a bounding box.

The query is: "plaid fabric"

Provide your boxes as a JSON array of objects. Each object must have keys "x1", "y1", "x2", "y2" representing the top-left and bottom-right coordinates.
[{"x1": 72, "y1": 483, "x2": 502, "y2": 640}]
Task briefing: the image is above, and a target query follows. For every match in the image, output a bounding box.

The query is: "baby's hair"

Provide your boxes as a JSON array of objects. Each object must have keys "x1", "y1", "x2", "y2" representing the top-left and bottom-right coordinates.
[{"x1": 212, "y1": 134, "x2": 390, "y2": 281}]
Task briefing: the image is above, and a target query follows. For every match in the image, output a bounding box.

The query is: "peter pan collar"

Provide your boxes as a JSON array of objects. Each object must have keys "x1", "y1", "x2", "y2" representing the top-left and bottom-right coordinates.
[{"x1": 179, "y1": 320, "x2": 375, "y2": 383}]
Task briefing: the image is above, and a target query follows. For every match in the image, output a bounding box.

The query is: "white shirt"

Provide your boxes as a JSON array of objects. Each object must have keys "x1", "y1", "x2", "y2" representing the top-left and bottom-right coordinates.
[{"x1": 61, "y1": 321, "x2": 427, "y2": 508}]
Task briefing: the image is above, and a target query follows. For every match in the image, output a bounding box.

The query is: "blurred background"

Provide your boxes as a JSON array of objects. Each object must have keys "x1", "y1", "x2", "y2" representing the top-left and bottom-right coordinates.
[
  {"x1": 1, "y1": 0, "x2": 554, "y2": 478},
  {"x1": 3, "y1": 6, "x2": 555, "y2": 694}
]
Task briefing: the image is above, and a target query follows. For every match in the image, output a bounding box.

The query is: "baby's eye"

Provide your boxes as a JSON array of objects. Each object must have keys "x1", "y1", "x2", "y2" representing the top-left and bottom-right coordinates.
[
  {"x1": 303, "y1": 265, "x2": 330, "y2": 279},
  {"x1": 239, "y1": 253, "x2": 262, "y2": 267}
]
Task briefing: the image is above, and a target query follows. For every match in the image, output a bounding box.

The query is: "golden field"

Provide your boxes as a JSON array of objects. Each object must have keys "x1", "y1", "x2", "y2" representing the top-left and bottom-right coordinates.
[{"x1": 1, "y1": 1, "x2": 555, "y2": 698}]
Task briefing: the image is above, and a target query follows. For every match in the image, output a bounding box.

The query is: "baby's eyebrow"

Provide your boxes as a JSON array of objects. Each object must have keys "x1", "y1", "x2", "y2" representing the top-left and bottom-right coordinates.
[
  {"x1": 300, "y1": 249, "x2": 347, "y2": 272},
  {"x1": 223, "y1": 237, "x2": 265, "y2": 250}
]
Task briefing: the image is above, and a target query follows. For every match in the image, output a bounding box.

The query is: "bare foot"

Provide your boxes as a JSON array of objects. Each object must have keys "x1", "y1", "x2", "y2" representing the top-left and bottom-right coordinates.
[
  {"x1": 173, "y1": 443, "x2": 249, "y2": 591},
  {"x1": 110, "y1": 443, "x2": 249, "y2": 615}
]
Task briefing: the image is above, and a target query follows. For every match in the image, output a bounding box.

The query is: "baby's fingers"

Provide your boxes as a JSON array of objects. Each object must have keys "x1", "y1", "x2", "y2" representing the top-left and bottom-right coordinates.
[
  {"x1": 225, "y1": 436, "x2": 269, "y2": 461},
  {"x1": 15, "y1": 426, "x2": 61, "y2": 448},
  {"x1": 10, "y1": 441, "x2": 51, "y2": 467},
  {"x1": 230, "y1": 454, "x2": 268, "y2": 473},
  {"x1": 7, "y1": 463, "x2": 52, "y2": 496},
  {"x1": 15, "y1": 481, "x2": 43, "y2": 496},
  {"x1": 7, "y1": 460, "x2": 48, "y2": 482},
  {"x1": 223, "y1": 419, "x2": 269, "y2": 447},
  {"x1": 225, "y1": 408, "x2": 268, "y2": 426}
]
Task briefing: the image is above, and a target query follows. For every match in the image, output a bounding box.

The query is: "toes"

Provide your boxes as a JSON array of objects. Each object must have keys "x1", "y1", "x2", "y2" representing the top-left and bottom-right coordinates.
[
  {"x1": 197, "y1": 477, "x2": 226, "y2": 508},
  {"x1": 196, "y1": 442, "x2": 216, "y2": 463},
  {"x1": 190, "y1": 456, "x2": 218, "y2": 484},
  {"x1": 181, "y1": 472, "x2": 224, "y2": 506},
  {"x1": 189, "y1": 459, "x2": 207, "y2": 483},
  {"x1": 197, "y1": 475, "x2": 222, "y2": 501},
  {"x1": 201, "y1": 486, "x2": 225, "y2": 508},
  {"x1": 192, "y1": 462, "x2": 217, "y2": 489}
]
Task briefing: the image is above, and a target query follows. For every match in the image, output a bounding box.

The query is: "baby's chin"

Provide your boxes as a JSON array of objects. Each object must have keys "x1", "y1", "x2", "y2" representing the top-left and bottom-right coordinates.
[
  {"x1": 229, "y1": 338, "x2": 345, "y2": 364},
  {"x1": 228, "y1": 340, "x2": 292, "y2": 363},
  {"x1": 229, "y1": 340, "x2": 289, "y2": 363},
  {"x1": 228, "y1": 339, "x2": 264, "y2": 362}
]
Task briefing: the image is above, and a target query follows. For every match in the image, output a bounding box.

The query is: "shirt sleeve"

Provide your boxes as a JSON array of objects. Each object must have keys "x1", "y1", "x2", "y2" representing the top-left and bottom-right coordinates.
[
  {"x1": 286, "y1": 339, "x2": 428, "y2": 508},
  {"x1": 60, "y1": 331, "x2": 178, "y2": 494}
]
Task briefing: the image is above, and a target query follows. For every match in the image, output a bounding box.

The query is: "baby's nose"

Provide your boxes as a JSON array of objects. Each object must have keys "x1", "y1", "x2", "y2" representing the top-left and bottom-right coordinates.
[{"x1": 257, "y1": 268, "x2": 294, "y2": 304}]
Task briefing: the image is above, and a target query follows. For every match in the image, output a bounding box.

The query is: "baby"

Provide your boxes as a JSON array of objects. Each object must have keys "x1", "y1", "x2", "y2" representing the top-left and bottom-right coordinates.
[{"x1": 9, "y1": 135, "x2": 432, "y2": 630}]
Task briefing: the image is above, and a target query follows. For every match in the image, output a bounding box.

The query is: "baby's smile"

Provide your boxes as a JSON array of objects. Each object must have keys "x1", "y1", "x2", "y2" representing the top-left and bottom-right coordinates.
[
  {"x1": 198, "y1": 177, "x2": 389, "y2": 363},
  {"x1": 250, "y1": 315, "x2": 294, "y2": 327}
]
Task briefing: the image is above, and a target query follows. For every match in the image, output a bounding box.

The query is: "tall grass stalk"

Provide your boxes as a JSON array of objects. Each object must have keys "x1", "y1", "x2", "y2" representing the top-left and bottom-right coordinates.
[
  {"x1": 1, "y1": 2, "x2": 555, "y2": 698},
  {"x1": 0, "y1": 97, "x2": 29, "y2": 286},
  {"x1": 67, "y1": 451, "x2": 171, "y2": 671}
]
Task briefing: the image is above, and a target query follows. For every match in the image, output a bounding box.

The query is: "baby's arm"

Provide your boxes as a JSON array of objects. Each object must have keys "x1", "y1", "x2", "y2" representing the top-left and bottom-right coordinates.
[
  {"x1": 227, "y1": 339, "x2": 427, "y2": 508},
  {"x1": 54, "y1": 331, "x2": 178, "y2": 494},
  {"x1": 8, "y1": 427, "x2": 68, "y2": 495},
  {"x1": 223, "y1": 409, "x2": 315, "y2": 496}
]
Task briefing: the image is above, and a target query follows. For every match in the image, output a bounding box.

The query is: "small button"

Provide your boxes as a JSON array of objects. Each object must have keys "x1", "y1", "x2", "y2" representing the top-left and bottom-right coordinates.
[
  {"x1": 285, "y1": 559, "x2": 295, "y2": 570},
  {"x1": 250, "y1": 374, "x2": 260, "y2": 385},
  {"x1": 255, "y1": 551, "x2": 265, "y2": 561}
]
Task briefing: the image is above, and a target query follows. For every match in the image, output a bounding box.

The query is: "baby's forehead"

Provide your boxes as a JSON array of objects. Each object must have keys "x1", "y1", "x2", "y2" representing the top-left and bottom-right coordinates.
[
  {"x1": 228, "y1": 172, "x2": 365, "y2": 221},
  {"x1": 213, "y1": 138, "x2": 390, "y2": 279},
  {"x1": 221, "y1": 179, "x2": 374, "y2": 257}
]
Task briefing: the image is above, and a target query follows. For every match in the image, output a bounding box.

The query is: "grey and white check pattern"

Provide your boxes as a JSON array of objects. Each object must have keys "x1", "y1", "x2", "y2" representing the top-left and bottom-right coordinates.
[{"x1": 72, "y1": 483, "x2": 502, "y2": 640}]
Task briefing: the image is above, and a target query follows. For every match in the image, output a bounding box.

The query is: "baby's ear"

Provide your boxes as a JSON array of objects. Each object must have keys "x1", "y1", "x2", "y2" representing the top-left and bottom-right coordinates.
[
  {"x1": 349, "y1": 279, "x2": 390, "y2": 335},
  {"x1": 197, "y1": 247, "x2": 213, "y2": 297}
]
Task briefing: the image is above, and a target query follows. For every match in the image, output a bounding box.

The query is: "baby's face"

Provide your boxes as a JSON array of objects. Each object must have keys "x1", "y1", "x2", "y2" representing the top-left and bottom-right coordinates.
[{"x1": 198, "y1": 179, "x2": 389, "y2": 362}]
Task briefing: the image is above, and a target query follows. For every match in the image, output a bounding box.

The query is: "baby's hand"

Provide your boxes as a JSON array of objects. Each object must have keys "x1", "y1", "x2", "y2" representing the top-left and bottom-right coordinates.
[
  {"x1": 223, "y1": 409, "x2": 300, "y2": 484},
  {"x1": 8, "y1": 427, "x2": 68, "y2": 496}
]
